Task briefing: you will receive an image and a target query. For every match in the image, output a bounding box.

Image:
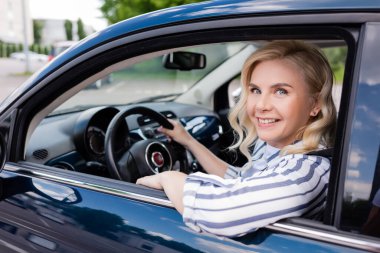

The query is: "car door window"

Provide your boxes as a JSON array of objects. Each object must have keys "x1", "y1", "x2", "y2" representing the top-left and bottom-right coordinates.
[
  {"x1": 339, "y1": 23, "x2": 380, "y2": 239},
  {"x1": 26, "y1": 39, "x2": 349, "y2": 180}
]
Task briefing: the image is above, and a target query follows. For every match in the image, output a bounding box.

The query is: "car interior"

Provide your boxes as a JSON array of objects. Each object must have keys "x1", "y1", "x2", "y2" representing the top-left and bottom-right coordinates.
[{"x1": 24, "y1": 39, "x2": 347, "y2": 183}]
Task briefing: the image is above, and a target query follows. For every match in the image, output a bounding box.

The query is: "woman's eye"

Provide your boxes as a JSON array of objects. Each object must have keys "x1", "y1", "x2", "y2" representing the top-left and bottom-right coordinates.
[
  {"x1": 275, "y1": 88, "x2": 288, "y2": 95},
  {"x1": 250, "y1": 87, "x2": 261, "y2": 94}
]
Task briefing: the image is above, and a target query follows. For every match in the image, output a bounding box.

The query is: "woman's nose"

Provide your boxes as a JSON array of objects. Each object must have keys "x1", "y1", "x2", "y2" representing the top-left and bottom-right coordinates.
[{"x1": 255, "y1": 93, "x2": 272, "y2": 112}]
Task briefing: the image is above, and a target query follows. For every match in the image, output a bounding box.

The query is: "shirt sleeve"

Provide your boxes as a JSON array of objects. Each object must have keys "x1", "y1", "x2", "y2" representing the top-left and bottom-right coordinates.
[
  {"x1": 224, "y1": 165, "x2": 240, "y2": 179},
  {"x1": 182, "y1": 155, "x2": 331, "y2": 237}
]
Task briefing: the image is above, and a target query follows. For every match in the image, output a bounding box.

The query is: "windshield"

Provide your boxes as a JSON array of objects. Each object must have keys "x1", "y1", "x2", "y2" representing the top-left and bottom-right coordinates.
[{"x1": 52, "y1": 42, "x2": 247, "y2": 115}]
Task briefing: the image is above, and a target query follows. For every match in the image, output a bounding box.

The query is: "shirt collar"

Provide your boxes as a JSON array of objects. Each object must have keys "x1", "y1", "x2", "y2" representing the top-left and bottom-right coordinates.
[{"x1": 263, "y1": 143, "x2": 280, "y2": 162}]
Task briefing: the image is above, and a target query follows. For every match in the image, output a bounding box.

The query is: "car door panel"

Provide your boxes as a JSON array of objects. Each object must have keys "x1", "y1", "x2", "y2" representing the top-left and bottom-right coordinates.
[{"x1": 0, "y1": 168, "x2": 369, "y2": 253}]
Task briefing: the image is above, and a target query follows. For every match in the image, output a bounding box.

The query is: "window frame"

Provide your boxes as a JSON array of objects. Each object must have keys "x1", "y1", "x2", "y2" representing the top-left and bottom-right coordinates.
[{"x1": 335, "y1": 22, "x2": 380, "y2": 241}]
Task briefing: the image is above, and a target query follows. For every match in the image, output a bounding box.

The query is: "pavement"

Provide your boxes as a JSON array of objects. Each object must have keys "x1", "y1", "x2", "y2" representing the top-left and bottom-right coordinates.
[{"x1": 0, "y1": 58, "x2": 47, "y2": 102}]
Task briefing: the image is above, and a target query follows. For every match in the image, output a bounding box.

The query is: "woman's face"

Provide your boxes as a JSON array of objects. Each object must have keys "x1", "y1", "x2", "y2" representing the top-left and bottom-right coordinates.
[{"x1": 246, "y1": 59, "x2": 318, "y2": 148}]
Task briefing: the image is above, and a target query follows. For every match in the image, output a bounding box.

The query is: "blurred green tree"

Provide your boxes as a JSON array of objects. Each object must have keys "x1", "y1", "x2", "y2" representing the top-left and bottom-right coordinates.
[
  {"x1": 64, "y1": 20, "x2": 73, "y2": 41},
  {"x1": 0, "y1": 41, "x2": 4, "y2": 57},
  {"x1": 323, "y1": 47, "x2": 347, "y2": 83},
  {"x1": 100, "y1": 0, "x2": 204, "y2": 24},
  {"x1": 17, "y1": 43, "x2": 23, "y2": 52},
  {"x1": 77, "y1": 18, "x2": 87, "y2": 40},
  {"x1": 7, "y1": 44, "x2": 16, "y2": 57},
  {"x1": 33, "y1": 20, "x2": 44, "y2": 44}
]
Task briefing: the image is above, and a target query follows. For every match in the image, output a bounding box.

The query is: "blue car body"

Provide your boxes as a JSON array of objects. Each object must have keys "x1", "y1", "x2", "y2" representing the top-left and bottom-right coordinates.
[{"x1": 0, "y1": 0, "x2": 380, "y2": 252}]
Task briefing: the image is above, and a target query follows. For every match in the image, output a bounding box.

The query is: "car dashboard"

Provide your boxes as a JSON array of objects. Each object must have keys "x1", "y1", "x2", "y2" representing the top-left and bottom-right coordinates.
[{"x1": 25, "y1": 102, "x2": 223, "y2": 178}]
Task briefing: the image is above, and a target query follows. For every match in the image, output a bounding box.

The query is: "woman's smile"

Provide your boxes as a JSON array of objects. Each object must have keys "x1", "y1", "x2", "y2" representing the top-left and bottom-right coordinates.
[{"x1": 256, "y1": 117, "x2": 280, "y2": 127}]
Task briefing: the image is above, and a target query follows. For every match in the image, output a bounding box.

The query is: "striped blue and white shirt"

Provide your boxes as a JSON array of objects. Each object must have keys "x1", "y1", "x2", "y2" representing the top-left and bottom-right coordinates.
[{"x1": 182, "y1": 139, "x2": 331, "y2": 237}]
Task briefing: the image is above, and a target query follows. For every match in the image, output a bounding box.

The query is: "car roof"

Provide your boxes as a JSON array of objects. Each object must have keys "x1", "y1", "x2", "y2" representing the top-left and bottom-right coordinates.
[
  {"x1": 1, "y1": 0, "x2": 380, "y2": 111},
  {"x1": 41, "y1": 0, "x2": 380, "y2": 66}
]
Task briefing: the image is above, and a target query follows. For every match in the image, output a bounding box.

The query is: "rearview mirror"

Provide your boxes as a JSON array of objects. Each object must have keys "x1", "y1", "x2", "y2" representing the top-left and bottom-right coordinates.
[{"x1": 163, "y1": 51, "x2": 206, "y2": 70}]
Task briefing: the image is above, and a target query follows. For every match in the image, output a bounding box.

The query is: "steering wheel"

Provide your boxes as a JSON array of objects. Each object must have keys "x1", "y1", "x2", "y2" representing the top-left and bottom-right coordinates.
[{"x1": 105, "y1": 106, "x2": 188, "y2": 182}]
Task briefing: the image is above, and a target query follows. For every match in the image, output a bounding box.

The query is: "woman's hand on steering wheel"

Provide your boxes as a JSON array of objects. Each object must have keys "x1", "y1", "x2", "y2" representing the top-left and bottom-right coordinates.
[{"x1": 158, "y1": 119, "x2": 194, "y2": 148}]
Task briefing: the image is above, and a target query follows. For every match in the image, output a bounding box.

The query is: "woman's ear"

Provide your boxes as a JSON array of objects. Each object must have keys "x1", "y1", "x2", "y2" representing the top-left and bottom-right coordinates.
[
  {"x1": 310, "y1": 108, "x2": 320, "y2": 117},
  {"x1": 309, "y1": 95, "x2": 321, "y2": 117}
]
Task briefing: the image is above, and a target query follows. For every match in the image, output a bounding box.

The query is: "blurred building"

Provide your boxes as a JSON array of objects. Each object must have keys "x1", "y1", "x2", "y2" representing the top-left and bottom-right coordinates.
[
  {"x1": 0, "y1": 0, "x2": 95, "y2": 45},
  {"x1": 0, "y1": 0, "x2": 33, "y2": 44}
]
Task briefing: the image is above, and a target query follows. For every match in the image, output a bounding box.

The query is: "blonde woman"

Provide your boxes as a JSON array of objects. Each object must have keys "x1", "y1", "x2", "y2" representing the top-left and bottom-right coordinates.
[{"x1": 137, "y1": 40, "x2": 337, "y2": 237}]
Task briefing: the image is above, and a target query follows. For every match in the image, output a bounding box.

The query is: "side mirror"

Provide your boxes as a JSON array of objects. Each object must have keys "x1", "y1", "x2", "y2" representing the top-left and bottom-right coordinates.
[{"x1": 163, "y1": 51, "x2": 206, "y2": 70}]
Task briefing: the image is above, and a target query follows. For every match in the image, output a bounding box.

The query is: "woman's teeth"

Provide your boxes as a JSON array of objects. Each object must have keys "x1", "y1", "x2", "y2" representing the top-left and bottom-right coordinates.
[{"x1": 259, "y1": 118, "x2": 276, "y2": 124}]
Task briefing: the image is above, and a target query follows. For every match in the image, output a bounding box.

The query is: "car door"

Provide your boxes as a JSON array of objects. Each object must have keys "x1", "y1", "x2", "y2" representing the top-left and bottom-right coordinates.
[
  {"x1": 0, "y1": 11, "x2": 378, "y2": 253},
  {"x1": 327, "y1": 22, "x2": 380, "y2": 251}
]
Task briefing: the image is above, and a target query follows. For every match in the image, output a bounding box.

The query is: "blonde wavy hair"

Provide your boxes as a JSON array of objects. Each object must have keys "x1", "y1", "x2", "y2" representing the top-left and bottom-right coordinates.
[{"x1": 228, "y1": 40, "x2": 337, "y2": 160}]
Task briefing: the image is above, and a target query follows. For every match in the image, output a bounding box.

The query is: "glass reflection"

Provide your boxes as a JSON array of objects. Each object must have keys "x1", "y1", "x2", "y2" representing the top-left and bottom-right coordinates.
[
  {"x1": 341, "y1": 82, "x2": 380, "y2": 234},
  {"x1": 340, "y1": 24, "x2": 380, "y2": 237}
]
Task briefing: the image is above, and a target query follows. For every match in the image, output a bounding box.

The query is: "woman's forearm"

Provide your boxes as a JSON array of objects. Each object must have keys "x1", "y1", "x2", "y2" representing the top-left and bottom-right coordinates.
[
  {"x1": 136, "y1": 171, "x2": 186, "y2": 213},
  {"x1": 160, "y1": 171, "x2": 186, "y2": 214}
]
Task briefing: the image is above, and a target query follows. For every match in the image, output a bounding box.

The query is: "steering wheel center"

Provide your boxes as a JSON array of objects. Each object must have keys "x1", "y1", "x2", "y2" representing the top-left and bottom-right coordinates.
[{"x1": 146, "y1": 142, "x2": 172, "y2": 173}]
